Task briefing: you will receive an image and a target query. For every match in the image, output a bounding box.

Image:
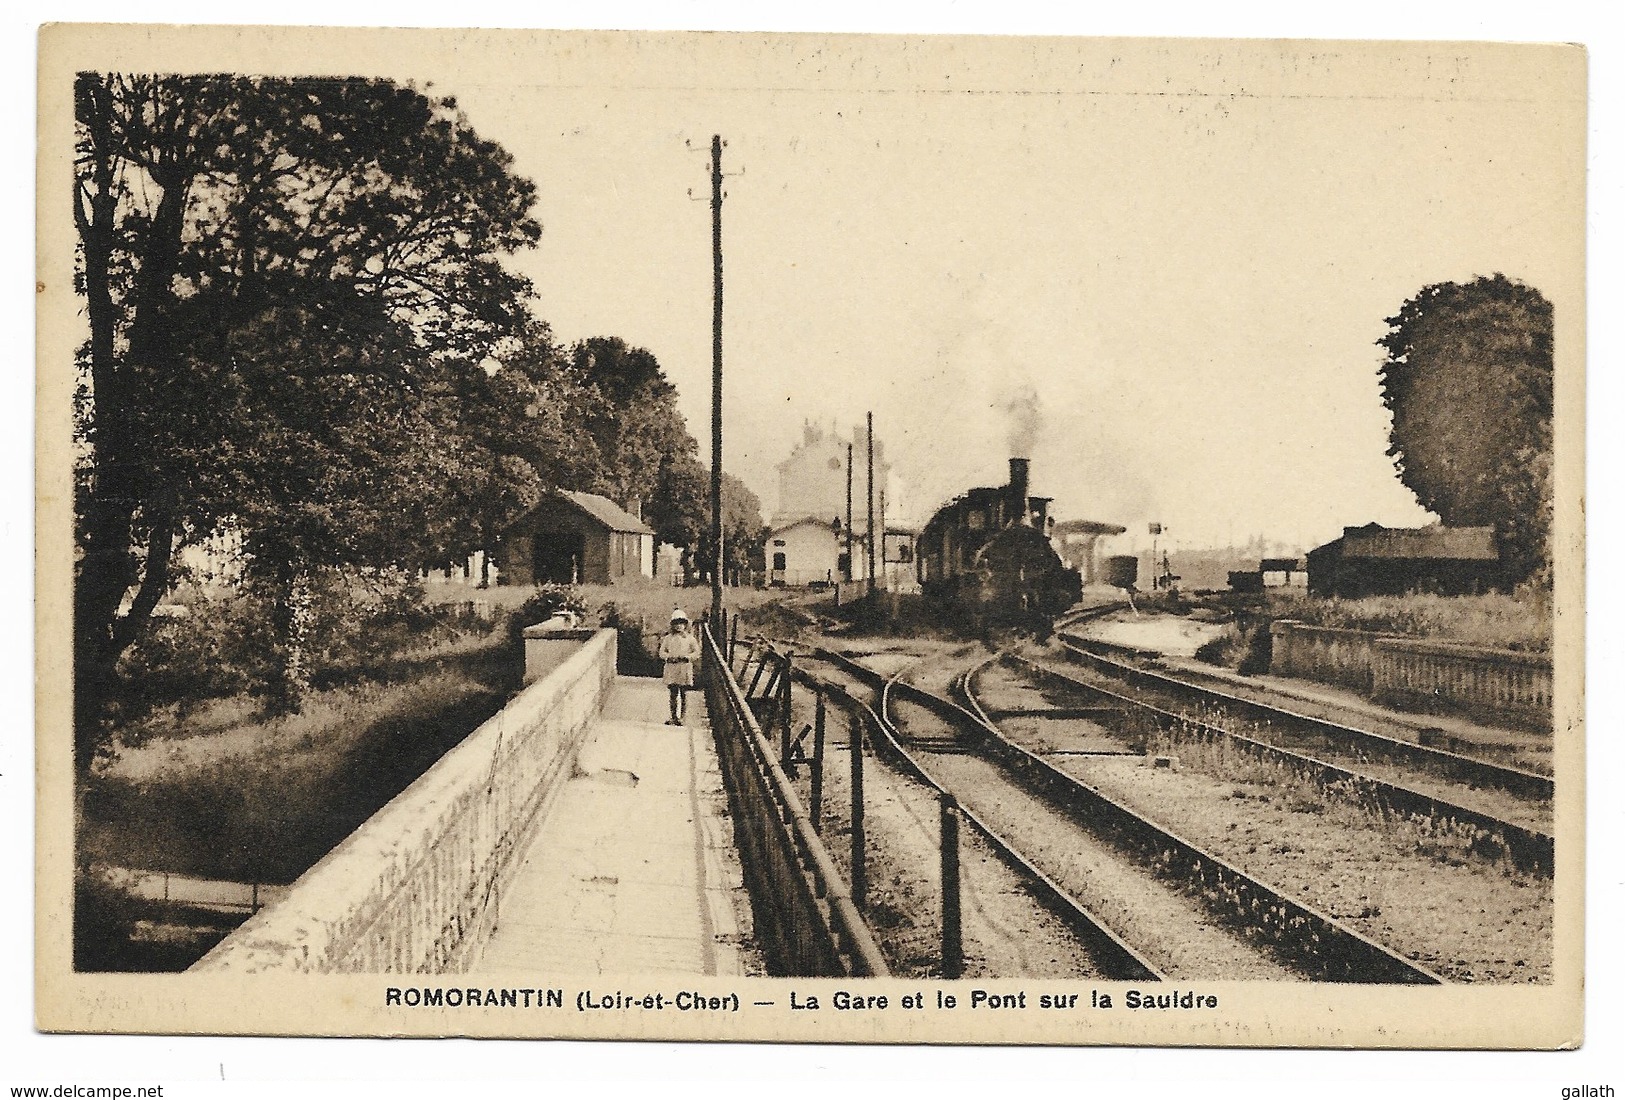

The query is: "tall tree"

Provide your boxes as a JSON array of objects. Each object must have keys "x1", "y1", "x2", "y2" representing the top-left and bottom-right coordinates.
[
  {"x1": 647, "y1": 452, "x2": 708, "y2": 562},
  {"x1": 563, "y1": 336, "x2": 706, "y2": 549},
  {"x1": 696, "y1": 472, "x2": 766, "y2": 586},
  {"x1": 1377, "y1": 274, "x2": 1554, "y2": 586},
  {"x1": 73, "y1": 74, "x2": 542, "y2": 749},
  {"x1": 448, "y1": 322, "x2": 605, "y2": 586}
]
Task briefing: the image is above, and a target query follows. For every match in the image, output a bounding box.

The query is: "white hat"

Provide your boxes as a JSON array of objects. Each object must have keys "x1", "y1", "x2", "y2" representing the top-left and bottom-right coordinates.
[{"x1": 670, "y1": 608, "x2": 689, "y2": 623}]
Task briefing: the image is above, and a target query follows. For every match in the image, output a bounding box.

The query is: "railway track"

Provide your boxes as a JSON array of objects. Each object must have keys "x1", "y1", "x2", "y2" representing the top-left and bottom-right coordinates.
[
  {"x1": 822, "y1": 648, "x2": 1442, "y2": 985},
  {"x1": 791, "y1": 651, "x2": 1162, "y2": 982},
  {"x1": 1035, "y1": 642, "x2": 1553, "y2": 875},
  {"x1": 1057, "y1": 631, "x2": 1554, "y2": 798}
]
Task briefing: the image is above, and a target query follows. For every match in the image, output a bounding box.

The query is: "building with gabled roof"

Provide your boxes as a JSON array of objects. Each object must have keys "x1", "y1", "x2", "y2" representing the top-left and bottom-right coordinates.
[{"x1": 495, "y1": 490, "x2": 655, "y2": 586}]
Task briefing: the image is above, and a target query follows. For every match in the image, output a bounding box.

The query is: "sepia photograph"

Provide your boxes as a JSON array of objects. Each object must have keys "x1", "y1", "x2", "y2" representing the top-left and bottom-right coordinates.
[{"x1": 33, "y1": 20, "x2": 1586, "y2": 1049}]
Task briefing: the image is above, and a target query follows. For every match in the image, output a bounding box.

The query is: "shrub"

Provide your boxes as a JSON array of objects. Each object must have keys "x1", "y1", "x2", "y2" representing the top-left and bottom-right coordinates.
[
  {"x1": 113, "y1": 568, "x2": 495, "y2": 732},
  {"x1": 1194, "y1": 615, "x2": 1272, "y2": 675},
  {"x1": 1263, "y1": 589, "x2": 1550, "y2": 652},
  {"x1": 503, "y1": 584, "x2": 589, "y2": 646}
]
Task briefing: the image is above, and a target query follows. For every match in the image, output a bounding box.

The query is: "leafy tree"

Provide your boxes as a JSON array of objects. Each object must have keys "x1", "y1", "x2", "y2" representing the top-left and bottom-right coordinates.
[
  {"x1": 1377, "y1": 274, "x2": 1554, "y2": 586},
  {"x1": 696, "y1": 472, "x2": 767, "y2": 586},
  {"x1": 565, "y1": 337, "x2": 667, "y2": 505},
  {"x1": 449, "y1": 322, "x2": 605, "y2": 586},
  {"x1": 647, "y1": 451, "x2": 708, "y2": 561},
  {"x1": 562, "y1": 336, "x2": 707, "y2": 551},
  {"x1": 73, "y1": 73, "x2": 542, "y2": 749}
]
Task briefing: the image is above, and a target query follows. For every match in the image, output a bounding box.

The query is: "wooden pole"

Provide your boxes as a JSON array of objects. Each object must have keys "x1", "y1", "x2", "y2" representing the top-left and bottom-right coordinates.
[
  {"x1": 940, "y1": 794, "x2": 963, "y2": 979},
  {"x1": 710, "y1": 134, "x2": 724, "y2": 627},
  {"x1": 879, "y1": 486, "x2": 887, "y2": 591},
  {"x1": 845, "y1": 442, "x2": 854, "y2": 585},
  {"x1": 866, "y1": 411, "x2": 876, "y2": 598}
]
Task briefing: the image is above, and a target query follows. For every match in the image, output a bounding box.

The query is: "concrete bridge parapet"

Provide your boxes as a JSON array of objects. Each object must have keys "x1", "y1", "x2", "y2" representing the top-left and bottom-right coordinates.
[{"x1": 193, "y1": 628, "x2": 618, "y2": 974}]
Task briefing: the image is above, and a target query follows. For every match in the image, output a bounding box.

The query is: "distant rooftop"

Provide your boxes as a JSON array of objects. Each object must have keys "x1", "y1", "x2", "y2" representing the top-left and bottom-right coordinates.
[
  {"x1": 506, "y1": 490, "x2": 654, "y2": 535},
  {"x1": 1322, "y1": 523, "x2": 1497, "y2": 561},
  {"x1": 562, "y1": 491, "x2": 655, "y2": 535}
]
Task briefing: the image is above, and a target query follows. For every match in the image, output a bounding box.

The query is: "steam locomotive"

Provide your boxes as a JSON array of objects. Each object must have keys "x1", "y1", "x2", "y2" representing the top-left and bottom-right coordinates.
[{"x1": 915, "y1": 457, "x2": 1082, "y2": 631}]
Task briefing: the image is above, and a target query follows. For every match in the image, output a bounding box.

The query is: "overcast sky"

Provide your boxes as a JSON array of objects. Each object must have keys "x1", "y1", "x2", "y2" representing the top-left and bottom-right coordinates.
[{"x1": 441, "y1": 36, "x2": 1581, "y2": 551}]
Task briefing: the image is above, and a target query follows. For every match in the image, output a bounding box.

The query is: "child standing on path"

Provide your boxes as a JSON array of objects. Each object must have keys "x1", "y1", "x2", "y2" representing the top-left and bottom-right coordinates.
[{"x1": 659, "y1": 609, "x2": 700, "y2": 725}]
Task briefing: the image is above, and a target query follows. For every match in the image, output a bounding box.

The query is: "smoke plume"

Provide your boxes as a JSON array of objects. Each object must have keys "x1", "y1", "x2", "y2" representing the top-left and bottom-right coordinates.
[{"x1": 1000, "y1": 383, "x2": 1043, "y2": 458}]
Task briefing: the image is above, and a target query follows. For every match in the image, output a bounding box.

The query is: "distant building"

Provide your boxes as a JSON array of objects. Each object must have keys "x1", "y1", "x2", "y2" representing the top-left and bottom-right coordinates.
[
  {"x1": 1306, "y1": 523, "x2": 1500, "y2": 598},
  {"x1": 881, "y1": 524, "x2": 918, "y2": 592},
  {"x1": 771, "y1": 419, "x2": 897, "y2": 531},
  {"x1": 496, "y1": 490, "x2": 655, "y2": 586},
  {"x1": 1229, "y1": 558, "x2": 1307, "y2": 592},
  {"x1": 767, "y1": 516, "x2": 845, "y2": 587},
  {"x1": 764, "y1": 514, "x2": 914, "y2": 588}
]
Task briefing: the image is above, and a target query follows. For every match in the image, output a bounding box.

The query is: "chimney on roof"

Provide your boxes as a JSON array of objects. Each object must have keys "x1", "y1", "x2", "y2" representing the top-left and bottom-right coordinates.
[{"x1": 628, "y1": 495, "x2": 642, "y2": 520}]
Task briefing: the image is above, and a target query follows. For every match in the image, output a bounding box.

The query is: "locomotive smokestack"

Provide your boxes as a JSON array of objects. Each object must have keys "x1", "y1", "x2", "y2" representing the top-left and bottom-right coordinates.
[{"x1": 1009, "y1": 457, "x2": 1030, "y2": 525}]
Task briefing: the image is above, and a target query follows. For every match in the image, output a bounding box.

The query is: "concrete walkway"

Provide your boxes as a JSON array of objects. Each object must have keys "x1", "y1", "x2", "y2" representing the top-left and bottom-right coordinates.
[{"x1": 472, "y1": 676, "x2": 761, "y2": 978}]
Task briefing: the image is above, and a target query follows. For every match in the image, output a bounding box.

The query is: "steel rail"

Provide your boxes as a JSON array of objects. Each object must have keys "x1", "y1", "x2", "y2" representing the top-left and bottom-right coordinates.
[
  {"x1": 801, "y1": 652, "x2": 1164, "y2": 982},
  {"x1": 1026, "y1": 649, "x2": 1553, "y2": 876},
  {"x1": 943, "y1": 653, "x2": 1447, "y2": 984},
  {"x1": 1057, "y1": 632, "x2": 1553, "y2": 800}
]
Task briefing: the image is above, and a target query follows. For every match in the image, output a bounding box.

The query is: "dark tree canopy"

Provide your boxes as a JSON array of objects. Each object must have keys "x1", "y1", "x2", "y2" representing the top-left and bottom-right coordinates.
[
  {"x1": 73, "y1": 73, "x2": 545, "y2": 745},
  {"x1": 1377, "y1": 274, "x2": 1554, "y2": 586},
  {"x1": 699, "y1": 472, "x2": 767, "y2": 585},
  {"x1": 562, "y1": 336, "x2": 707, "y2": 550}
]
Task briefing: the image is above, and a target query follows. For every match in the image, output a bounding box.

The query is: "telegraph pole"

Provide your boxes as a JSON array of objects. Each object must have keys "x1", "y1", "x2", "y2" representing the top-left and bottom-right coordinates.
[
  {"x1": 710, "y1": 135, "x2": 724, "y2": 627},
  {"x1": 879, "y1": 487, "x2": 887, "y2": 592},
  {"x1": 845, "y1": 443, "x2": 854, "y2": 583},
  {"x1": 866, "y1": 412, "x2": 876, "y2": 599}
]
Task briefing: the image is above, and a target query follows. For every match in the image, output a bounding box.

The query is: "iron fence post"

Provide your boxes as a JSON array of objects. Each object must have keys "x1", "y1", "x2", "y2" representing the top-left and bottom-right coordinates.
[
  {"x1": 940, "y1": 793, "x2": 962, "y2": 979},
  {"x1": 850, "y1": 713, "x2": 866, "y2": 910},
  {"x1": 810, "y1": 692, "x2": 827, "y2": 831}
]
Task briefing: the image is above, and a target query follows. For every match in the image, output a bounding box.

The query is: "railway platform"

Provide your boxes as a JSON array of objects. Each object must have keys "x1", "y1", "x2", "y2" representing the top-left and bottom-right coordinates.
[{"x1": 471, "y1": 676, "x2": 761, "y2": 978}]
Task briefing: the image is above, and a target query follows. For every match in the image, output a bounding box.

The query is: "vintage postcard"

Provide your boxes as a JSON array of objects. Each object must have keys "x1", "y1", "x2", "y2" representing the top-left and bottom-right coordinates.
[{"x1": 36, "y1": 24, "x2": 1585, "y2": 1046}]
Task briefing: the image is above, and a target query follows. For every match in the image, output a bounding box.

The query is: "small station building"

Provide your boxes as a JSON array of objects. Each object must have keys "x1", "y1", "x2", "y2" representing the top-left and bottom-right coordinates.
[
  {"x1": 496, "y1": 490, "x2": 655, "y2": 586},
  {"x1": 1306, "y1": 522, "x2": 1501, "y2": 597}
]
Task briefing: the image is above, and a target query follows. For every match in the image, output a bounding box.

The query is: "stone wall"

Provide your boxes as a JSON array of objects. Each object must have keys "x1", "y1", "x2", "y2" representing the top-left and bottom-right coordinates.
[
  {"x1": 193, "y1": 629, "x2": 618, "y2": 974},
  {"x1": 1268, "y1": 619, "x2": 1551, "y2": 732},
  {"x1": 523, "y1": 622, "x2": 597, "y2": 684},
  {"x1": 1267, "y1": 621, "x2": 1382, "y2": 692}
]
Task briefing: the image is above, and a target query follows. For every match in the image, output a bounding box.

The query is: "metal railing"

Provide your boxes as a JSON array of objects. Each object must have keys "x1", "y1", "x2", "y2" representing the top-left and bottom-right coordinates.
[{"x1": 700, "y1": 624, "x2": 889, "y2": 977}]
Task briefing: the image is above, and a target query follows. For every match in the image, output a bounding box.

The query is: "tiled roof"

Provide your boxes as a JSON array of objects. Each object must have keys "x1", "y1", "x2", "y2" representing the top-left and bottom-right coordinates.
[
  {"x1": 505, "y1": 490, "x2": 654, "y2": 535},
  {"x1": 562, "y1": 491, "x2": 655, "y2": 535}
]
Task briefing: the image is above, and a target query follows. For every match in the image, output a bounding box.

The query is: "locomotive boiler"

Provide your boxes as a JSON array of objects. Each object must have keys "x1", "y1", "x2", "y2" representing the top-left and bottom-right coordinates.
[{"x1": 915, "y1": 458, "x2": 1082, "y2": 630}]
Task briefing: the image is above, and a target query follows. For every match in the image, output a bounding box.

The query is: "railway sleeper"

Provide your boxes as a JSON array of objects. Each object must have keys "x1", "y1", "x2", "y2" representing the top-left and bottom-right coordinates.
[
  {"x1": 960, "y1": 662, "x2": 1445, "y2": 984},
  {"x1": 1006, "y1": 655, "x2": 1553, "y2": 876}
]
